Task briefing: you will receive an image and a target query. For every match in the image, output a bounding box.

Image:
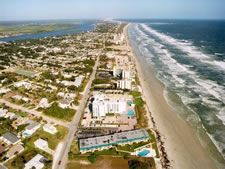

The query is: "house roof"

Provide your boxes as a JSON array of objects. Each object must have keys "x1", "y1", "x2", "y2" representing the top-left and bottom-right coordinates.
[
  {"x1": 34, "y1": 139, "x2": 48, "y2": 147},
  {"x1": 43, "y1": 124, "x2": 57, "y2": 133},
  {"x1": 2, "y1": 132, "x2": 20, "y2": 144},
  {"x1": 7, "y1": 144, "x2": 24, "y2": 157},
  {"x1": 25, "y1": 154, "x2": 45, "y2": 169},
  {"x1": 59, "y1": 99, "x2": 70, "y2": 105},
  {"x1": 26, "y1": 121, "x2": 40, "y2": 130},
  {"x1": 0, "y1": 145, "x2": 5, "y2": 154}
]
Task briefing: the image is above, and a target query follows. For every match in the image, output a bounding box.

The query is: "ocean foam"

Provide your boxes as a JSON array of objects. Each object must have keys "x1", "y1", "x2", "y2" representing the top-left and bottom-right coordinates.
[
  {"x1": 214, "y1": 61, "x2": 225, "y2": 70},
  {"x1": 217, "y1": 108, "x2": 225, "y2": 125},
  {"x1": 140, "y1": 24, "x2": 210, "y2": 59}
]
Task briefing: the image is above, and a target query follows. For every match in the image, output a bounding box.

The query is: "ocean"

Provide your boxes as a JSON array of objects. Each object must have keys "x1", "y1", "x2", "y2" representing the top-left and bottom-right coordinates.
[
  {"x1": 123, "y1": 19, "x2": 225, "y2": 166},
  {"x1": 0, "y1": 19, "x2": 96, "y2": 42}
]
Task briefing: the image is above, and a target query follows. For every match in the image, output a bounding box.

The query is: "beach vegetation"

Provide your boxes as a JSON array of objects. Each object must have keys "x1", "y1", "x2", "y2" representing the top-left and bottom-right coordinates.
[
  {"x1": 87, "y1": 153, "x2": 97, "y2": 163},
  {"x1": 117, "y1": 141, "x2": 150, "y2": 152}
]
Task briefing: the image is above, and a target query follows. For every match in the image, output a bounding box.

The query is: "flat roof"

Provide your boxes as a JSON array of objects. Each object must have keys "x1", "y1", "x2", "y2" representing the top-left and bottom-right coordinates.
[{"x1": 79, "y1": 129, "x2": 149, "y2": 150}]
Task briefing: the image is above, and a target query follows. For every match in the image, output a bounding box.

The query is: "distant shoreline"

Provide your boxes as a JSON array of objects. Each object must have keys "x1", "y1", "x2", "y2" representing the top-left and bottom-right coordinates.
[{"x1": 0, "y1": 21, "x2": 96, "y2": 42}]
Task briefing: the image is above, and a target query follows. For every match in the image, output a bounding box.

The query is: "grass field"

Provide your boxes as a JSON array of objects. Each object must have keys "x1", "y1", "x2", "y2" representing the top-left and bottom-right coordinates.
[
  {"x1": 44, "y1": 102, "x2": 76, "y2": 122},
  {"x1": 23, "y1": 125, "x2": 68, "y2": 150}
]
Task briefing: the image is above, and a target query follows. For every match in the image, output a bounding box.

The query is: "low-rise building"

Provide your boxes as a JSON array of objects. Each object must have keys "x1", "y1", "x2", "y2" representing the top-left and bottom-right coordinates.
[
  {"x1": 39, "y1": 98, "x2": 49, "y2": 108},
  {"x1": 59, "y1": 99, "x2": 70, "y2": 109},
  {"x1": 43, "y1": 124, "x2": 57, "y2": 134},
  {"x1": 0, "y1": 145, "x2": 6, "y2": 154},
  {"x1": 34, "y1": 139, "x2": 48, "y2": 151},
  {"x1": 6, "y1": 144, "x2": 24, "y2": 159},
  {"x1": 0, "y1": 108, "x2": 8, "y2": 117},
  {"x1": 79, "y1": 129, "x2": 149, "y2": 153},
  {"x1": 25, "y1": 154, "x2": 46, "y2": 169},
  {"x1": 74, "y1": 75, "x2": 84, "y2": 87},
  {"x1": 24, "y1": 121, "x2": 41, "y2": 136},
  {"x1": 0, "y1": 132, "x2": 20, "y2": 145},
  {"x1": 14, "y1": 81, "x2": 31, "y2": 89}
]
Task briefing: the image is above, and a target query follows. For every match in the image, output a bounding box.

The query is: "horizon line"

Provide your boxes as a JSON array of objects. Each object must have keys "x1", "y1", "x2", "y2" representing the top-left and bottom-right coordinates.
[{"x1": 0, "y1": 17, "x2": 225, "y2": 22}]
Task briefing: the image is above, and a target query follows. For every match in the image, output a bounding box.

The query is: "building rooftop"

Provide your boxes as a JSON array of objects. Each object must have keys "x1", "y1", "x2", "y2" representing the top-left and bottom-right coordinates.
[
  {"x1": 25, "y1": 121, "x2": 40, "y2": 130},
  {"x1": 0, "y1": 145, "x2": 5, "y2": 154},
  {"x1": 2, "y1": 132, "x2": 20, "y2": 144},
  {"x1": 79, "y1": 129, "x2": 149, "y2": 150},
  {"x1": 59, "y1": 99, "x2": 70, "y2": 105},
  {"x1": 34, "y1": 138, "x2": 48, "y2": 148},
  {"x1": 25, "y1": 154, "x2": 45, "y2": 169},
  {"x1": 7, "y1": 144, "x2": 24, "y2": 158}
]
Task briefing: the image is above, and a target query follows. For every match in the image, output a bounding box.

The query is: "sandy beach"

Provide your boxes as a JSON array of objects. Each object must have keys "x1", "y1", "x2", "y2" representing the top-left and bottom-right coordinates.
[{"x1": 124, "y1": 23, "x2": 218, "y2": 169}]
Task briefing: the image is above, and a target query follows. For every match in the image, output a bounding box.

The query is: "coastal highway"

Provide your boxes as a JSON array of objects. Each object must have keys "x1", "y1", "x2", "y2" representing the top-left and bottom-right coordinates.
[{"x1": 54, "y1": 56, "x2": 99, "y2": 169}]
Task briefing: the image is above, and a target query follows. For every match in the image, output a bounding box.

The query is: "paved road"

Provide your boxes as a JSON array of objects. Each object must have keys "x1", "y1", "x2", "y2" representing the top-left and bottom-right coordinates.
[
  {"x1": 54, "y1": 56, "x2": 99, "y2": 169},
  {"x1": 0, "y1": 99, "x2": 68, "y2": 127}
]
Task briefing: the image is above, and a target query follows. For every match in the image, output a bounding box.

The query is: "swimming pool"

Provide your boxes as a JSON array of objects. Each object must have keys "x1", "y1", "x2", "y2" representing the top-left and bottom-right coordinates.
[
  {"x1": 124, "y1": 109, "x2": 134, "y2": 117},
  {"x1": 127, "y1": 101, "x2": 132, "y2": 106},
  {"x1": 138, "y1": 149, "x2": 150, "y2": 157},
  {"x1": 23, "y1": 132, "x2": 30, "y2": 136}
]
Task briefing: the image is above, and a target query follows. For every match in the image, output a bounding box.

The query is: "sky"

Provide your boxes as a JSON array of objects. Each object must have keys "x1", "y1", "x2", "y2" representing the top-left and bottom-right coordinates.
[{"x1": 0, "y1": 0, "x2": 225, "y2": 21}]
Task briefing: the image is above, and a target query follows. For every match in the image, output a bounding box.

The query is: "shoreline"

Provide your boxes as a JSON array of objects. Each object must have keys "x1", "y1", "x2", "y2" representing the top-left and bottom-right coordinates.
[{"x1": 124, "y1": 23, "x2": 219, "y2": 169}]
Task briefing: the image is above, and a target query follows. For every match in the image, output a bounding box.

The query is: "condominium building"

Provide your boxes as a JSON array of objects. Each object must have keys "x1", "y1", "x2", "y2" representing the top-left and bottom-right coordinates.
[
  {"x1": 122, "y1": 70, "x2": 130, "y2": 79},
  {"x1": 92, "y1": 93, "x2": 126, "y2": 117},
  {"x1": 117, "y1": 79, "x2": 132, "y2": 90},
  {"x1": 79, "y1": 129, "x2": 149, "y2": 153}
]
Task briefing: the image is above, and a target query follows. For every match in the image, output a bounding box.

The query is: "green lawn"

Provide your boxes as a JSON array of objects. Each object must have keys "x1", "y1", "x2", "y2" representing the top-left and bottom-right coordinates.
[
  {"x1": 92, "y1": 148, "x2": 129, "y2": 156},
  {"x1": 5, "y1": 125, "x2": 68, "y2": 169},
  {"x1": 23, "y1": 125, "x2": 68, "y2": 150},
  {"x1": 117, "y1": 141, "x2": 150, "y2": 152},
  {"x1": 69, "y1": 139, "x2": 80, "y2": 158},
  {"x1": 44, "y1": 102, "x2": 76, "y2": 121},
  {"x1": 130, "y1": 91, "x2": 141, "y2": 98}
]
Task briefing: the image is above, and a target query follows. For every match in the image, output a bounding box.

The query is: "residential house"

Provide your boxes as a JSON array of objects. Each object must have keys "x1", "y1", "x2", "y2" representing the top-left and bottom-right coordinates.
[
  {"x1": 34, "y1": 139, "x2": 48, "y2": 151},
  {"x1": 25, "y1": 154, "x2": 46, "y2": 169},
  {"x1": 39, "y1": 98, "x2": 49, "y2": 108},
  {"x1": 74, "y1": 76, "x2": 84, "y2": 87},
  {"x1": 0, "y1": 108, "x2": 8, "y2": 117},
  {"x1": 43, "y1": 124, "x2": 57, "y2": 134},
  {"x1": 0, "y1": 132, "x2": 20, "y2": 145},
  {"x1": 0, "y1": 145, "x2": 6, "y2": 154},
  {"x1": 14, "y1": 81, "x2": 31, "y2": 89},
  {"x1": 59, "y1": 99, "x2": 70, "y2": 109},
  {"x1": 24, "y1": 120, "x2": 41, "y2": 136},
  {"x1": 6, "y1": 144, "x2": 24, "y2": 159}
]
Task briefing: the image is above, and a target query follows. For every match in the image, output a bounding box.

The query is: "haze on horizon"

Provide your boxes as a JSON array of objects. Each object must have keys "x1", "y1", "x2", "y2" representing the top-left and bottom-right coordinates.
[{"x1": 1, "y1": 0, "x2": 225, "y2": 21}]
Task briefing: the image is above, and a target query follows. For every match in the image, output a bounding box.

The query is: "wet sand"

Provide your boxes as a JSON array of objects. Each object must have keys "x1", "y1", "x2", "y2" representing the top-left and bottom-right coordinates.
[{"x1": 125, "y1": 24, "x2": 218, "y2": 169}]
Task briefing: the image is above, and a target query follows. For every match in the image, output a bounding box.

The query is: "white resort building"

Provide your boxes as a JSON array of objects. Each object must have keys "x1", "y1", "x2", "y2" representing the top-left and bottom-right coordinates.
[
  {"x1": 117, "y1": 79, "x2": 132, "y2": 90},
  {"x1": 92, "y1": 93, "x2": 127, "y2": 117}
]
